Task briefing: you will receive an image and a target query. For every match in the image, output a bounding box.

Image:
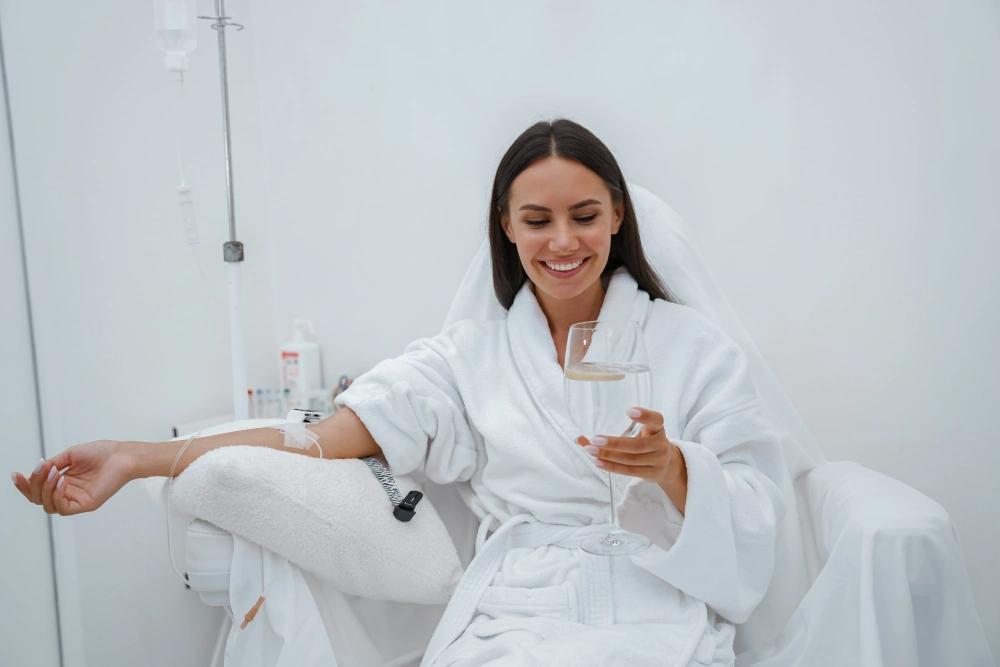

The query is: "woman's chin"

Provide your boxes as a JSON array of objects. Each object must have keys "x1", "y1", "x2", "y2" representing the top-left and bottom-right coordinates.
[{"x1": 530, "y1": 272, "x2": 601, "y2": 302}]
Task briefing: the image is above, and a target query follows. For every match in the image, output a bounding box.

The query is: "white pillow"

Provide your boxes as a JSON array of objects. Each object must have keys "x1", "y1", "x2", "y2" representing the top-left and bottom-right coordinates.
[{"x1": 142, "y1": 419, "x2": 463, "y2": 605}]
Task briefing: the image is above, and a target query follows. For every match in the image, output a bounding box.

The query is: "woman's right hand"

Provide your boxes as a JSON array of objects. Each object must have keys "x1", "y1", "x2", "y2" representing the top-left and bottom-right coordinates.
[{"x1": 11, "y1": 440, "x2": 137, "y2": 516}]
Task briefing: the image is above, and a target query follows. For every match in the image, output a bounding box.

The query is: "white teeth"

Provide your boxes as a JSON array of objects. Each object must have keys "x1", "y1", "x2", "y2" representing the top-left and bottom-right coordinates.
[{"x1": 543, "y1": 258, "x2": 584, "y2": 272}]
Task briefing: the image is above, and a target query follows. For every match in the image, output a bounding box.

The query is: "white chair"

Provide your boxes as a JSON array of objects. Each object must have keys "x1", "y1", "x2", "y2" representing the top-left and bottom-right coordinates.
[{"x1": 181, "y1": 185, "x2": 995, "y2": 667}]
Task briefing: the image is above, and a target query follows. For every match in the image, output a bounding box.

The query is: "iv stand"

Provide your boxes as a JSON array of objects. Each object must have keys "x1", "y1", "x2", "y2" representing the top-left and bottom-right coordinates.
[{"x1": 200, "y1": 0, "x2": 248, "y2": 420}]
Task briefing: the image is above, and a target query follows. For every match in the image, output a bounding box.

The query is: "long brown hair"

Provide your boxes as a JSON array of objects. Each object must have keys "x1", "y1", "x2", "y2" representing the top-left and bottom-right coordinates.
[{"x1": 488, "y1": 119, "x2": 678, "y2": 309}]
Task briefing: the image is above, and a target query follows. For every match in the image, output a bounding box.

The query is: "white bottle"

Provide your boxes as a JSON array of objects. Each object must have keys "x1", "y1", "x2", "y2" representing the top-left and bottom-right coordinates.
[
  {"x1": 153, "y1": 0, "x2": 197, "y2": 79},
  {"x1": 280, "y1": 320, "x2": 323, "y2": 410}
]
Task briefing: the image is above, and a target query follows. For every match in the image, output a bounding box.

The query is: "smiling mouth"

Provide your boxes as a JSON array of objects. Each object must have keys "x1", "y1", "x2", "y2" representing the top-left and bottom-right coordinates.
[{"x1": 541, "y1": 257, "x2": 587, "y2": 272}]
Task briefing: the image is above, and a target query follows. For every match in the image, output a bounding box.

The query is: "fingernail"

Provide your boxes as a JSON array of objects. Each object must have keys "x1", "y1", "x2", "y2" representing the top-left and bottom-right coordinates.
[
  {"x1": 56, "y1": 477, "x2": 64, "y2": 490},
  {"x1": 10, "y1": 472, "x2": 17, "y2": 485},
  {"x1": 627, "y1": 408, "x2": 642, "y2": 419},
  {"x1": 592, "y1": 436, "x2": 607, "y2": 446},
  {"x1": 595, "y1": 460, "x2": 605, "y2": 467},
  {"x1": 47, "y1": 466, "x2": 56, "y2": 482},
  {"x1": 584, "y1": 445, "x2": 599, "y2": 456},
  {"x1": 33, "y1": 458, "x2": 44, "y2": 474}
]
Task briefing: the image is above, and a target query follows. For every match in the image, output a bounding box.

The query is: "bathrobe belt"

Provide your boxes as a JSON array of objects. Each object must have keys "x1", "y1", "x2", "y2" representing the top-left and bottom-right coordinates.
[{"x1": 420, "y1": 514, "x2": 616, "y2": 667}]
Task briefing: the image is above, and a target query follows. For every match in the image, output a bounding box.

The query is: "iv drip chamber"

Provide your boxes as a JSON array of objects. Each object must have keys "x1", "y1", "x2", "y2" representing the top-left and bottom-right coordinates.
[{"x1": 177, "y1": 183, "x2": 198, "y2": 245}]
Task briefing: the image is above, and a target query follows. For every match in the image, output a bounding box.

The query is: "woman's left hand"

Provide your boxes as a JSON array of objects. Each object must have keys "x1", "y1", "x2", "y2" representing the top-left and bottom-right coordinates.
[{"x1": 576, "y1": 407, "x2": 688, "y2": 514}]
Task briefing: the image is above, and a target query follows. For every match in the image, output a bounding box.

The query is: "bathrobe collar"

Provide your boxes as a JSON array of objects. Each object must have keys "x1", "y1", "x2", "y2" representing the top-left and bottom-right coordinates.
[{"x1": 506, "y1": 268, "x2": 653, "y2": 479}]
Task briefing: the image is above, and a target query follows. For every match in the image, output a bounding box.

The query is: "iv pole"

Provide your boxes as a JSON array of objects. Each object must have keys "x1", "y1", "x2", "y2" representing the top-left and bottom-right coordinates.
[{"x1": 200, "y1": 0, "x2": 248, "y2": 420}]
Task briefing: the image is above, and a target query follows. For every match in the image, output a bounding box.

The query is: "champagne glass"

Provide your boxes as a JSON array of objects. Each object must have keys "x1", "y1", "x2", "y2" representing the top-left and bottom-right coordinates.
[{"x1": 564, "y1": 320, "x2": 652, "y2": 555}]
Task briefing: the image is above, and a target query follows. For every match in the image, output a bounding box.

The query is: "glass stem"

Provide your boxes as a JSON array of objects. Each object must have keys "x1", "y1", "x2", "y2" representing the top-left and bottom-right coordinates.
[
  {"x1": 608, "y1": 472, "x2": 621, "y2": 534},
  {"x1": 607, "y1": 419, "x2": 640, "y2": 535}
]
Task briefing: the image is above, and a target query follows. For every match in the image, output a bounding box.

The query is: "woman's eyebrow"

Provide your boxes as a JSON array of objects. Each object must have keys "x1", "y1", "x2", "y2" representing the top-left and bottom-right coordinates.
[{"x1": 518, "y1": 199, "x2": 603, "y2": 212}]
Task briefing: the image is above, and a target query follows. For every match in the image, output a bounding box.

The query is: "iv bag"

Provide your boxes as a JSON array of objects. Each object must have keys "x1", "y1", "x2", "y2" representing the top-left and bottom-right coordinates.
[{"x1": 154, "y1": 0, "x2": 197, "y2": 75}]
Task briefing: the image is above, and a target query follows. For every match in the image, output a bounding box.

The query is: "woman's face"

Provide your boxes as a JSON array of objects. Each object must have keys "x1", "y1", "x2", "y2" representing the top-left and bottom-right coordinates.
[{"x1": 501, "y1": 156, "x2": 624, "y2": 304}]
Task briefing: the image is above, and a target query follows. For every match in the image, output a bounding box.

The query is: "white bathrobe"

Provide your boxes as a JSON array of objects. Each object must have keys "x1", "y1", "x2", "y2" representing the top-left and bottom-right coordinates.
[{"x1": 336, "y1": 268, "x2": 788, "y2": 667}]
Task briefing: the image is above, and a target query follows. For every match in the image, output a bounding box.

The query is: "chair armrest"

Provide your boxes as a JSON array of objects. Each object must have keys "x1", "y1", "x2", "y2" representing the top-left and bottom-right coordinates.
[
  {"x1": 797, "y1": 461, "x2": 953, "y2": 563},
  {"x1": 789, "y1": 461, "x2": 994, "y2": 667}
]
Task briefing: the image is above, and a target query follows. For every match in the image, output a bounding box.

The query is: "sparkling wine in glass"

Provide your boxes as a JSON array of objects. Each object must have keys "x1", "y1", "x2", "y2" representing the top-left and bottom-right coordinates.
[{"x1": 564, "y1": 320, "x2": 652, "y2": 555}]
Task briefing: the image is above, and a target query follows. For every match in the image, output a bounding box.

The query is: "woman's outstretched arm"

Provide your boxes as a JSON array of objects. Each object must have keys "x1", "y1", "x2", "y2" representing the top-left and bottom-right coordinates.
[{"x1": 11, "y1": 407, "x2": 382, "y2": 516}]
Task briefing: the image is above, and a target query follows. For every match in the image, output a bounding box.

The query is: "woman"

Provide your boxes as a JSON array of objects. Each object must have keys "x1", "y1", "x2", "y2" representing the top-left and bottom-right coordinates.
[{"x1": 14, "y1": 119, "x2": 786, "y2": 666}]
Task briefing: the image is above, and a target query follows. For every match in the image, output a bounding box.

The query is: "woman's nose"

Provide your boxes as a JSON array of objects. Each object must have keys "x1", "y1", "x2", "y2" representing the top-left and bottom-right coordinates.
[{"x1": 548, "y1": 220, "x2": 578, "y2": 253}]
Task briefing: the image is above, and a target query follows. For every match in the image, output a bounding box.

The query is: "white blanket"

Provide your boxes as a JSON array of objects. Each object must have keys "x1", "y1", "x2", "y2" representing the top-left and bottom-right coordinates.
[{"x1": 336, "y1": 268, "x2": 793, "y2": 666}]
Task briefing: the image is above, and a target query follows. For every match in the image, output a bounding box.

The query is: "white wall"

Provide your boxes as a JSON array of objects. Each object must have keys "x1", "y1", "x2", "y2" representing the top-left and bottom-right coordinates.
[
  {"x1": 0, "y1": 0, "x2": 277, "y2": 664},
  {"x1": 248, "y1": 0, "x2": 999, "y2": 657},
  {"x1": 0, "y1": 16, "x2": 61, "y2": 665},
  {"x1": 1, "y1": 0, "x2": 996, "y2": 664}
]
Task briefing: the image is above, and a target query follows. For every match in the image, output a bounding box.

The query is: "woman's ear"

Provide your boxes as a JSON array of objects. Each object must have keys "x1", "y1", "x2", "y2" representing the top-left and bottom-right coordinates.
[
  {"x1": 611, "y1": 203, "x2": 625, "y2": 234},
  {"x1": 500, "y1": 215, "x2": 516, "y2": 243}
]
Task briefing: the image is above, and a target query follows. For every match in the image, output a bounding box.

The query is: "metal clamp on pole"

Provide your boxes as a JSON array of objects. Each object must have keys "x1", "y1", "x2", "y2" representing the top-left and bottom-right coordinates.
[{"x1": 223, "y1": 240, "x2": 244, "y2": 262}]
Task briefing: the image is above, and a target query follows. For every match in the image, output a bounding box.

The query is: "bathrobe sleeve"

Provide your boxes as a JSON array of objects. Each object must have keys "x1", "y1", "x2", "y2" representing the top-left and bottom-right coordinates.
[
  {"x1": 333, "y1": 326, "x2": 479, "y2": 486},
  {"x1": 633, "y1": 306, "x2": 789, "y2": 624}
]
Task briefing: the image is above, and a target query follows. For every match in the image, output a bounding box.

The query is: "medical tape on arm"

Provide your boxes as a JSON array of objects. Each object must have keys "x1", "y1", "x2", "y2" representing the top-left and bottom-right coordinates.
[{"x1": 268, "y1": 409, "x2": 324, "y2": 458}]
